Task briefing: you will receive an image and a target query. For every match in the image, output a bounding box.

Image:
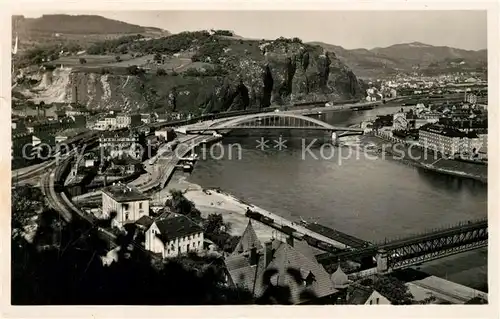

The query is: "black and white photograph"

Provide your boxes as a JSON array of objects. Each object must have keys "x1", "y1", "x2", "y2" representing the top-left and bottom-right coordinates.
[{"x1": 5, "y1": 4, "x2": 496, "y2": 312}]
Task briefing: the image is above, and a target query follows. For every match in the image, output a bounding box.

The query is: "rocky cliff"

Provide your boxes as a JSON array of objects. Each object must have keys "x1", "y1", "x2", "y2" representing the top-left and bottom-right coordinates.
[
  {"x1": 15, "y1": 35, "x2": 364, "y2": 113},
  {"x1": 200, "y1": 38, "x2": 363, "y2": 113}
]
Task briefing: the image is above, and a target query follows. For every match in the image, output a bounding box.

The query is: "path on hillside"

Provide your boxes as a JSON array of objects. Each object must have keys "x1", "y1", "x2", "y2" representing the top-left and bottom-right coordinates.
[{"x1": 174, "y1": 58, "x2": 193, "y2": 71}]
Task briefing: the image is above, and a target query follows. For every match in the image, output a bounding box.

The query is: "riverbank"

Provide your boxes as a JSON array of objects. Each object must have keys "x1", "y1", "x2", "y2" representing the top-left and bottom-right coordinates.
[
  {"x1": 361, "y1": 134, "x2": 487, "y2": 184},
  {"x1": 156, "y1": 174, "x2": 351, "y2": 250},
  {"x1": 159, "y1": 175, "x2": 277, "y2": 242}
]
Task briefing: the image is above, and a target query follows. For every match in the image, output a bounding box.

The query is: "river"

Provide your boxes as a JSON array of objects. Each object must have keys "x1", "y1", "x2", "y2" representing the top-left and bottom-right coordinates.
[{"x1": 187, "y1": 103, "x2": 488, "y2": 291}]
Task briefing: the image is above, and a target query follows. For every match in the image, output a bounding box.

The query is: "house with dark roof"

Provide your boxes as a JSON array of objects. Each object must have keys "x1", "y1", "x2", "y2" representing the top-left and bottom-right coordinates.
[
  {"x1": 136, "y1": 215, "x2": 154, "y2": 230},
  {"x1": 101, "y1": 183, "x2": 150, "y2": 224},
  {"x1": 224, "y1": 220, "x2": 338, "y2": 304},
  {"x1": 232, "y1": 220, "x2": 263, "y2": 255},
  {"x1": 144, "y1": 213, "x2": 204, "y2": 258},
  {"x1": 346, "y1": 283, "x2": 391, "y2": 305}
]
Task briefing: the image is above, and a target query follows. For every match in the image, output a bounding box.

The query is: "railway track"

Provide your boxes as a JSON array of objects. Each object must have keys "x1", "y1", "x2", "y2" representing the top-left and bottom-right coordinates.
[
  {"x1": 13, "y1": 160, "x2": 56, "y2": 182},
  {"x1": 73, "y1": 134, "x2": 211, "y2": 204},
  {"x1": 40, "y1": 133, "x2": 211, "y2": 257}
]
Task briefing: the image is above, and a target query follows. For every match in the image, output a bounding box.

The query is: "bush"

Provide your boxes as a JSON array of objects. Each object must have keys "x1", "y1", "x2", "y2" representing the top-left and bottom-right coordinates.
[
  {"x1": 115, "y1": 56, "x2": 121, "y2": 62},
  {"x1": 79, "y1": 58, "x2": 87, "y2": 64},
  {"x1": 183, "y1": 66, "x2": 227, "y2": 77},
  {"x1": 43, "y1": 64, "x2": 56, "y2": 71},
  {"x1": 156, "y1": 68, "x2": 167, "y2": 76},
  {"x1": 191, "y1": 41, "x2": 228, "y2": 64},
  {"x1": 100, "y1": 67, "x2": 111, "y2": 75},
  {"x1": 153, "y1": 53, "x2": 162, "y2": 63},
  {"x1": 213, "y1": 30, "x2": 234, "y2": 36},
  {"x1": 126, "y1": 65, "x2": 144, "y2": 76},
  {"x1": 16, "y1": 43, "x2": 82, "y2": 68},
  {"x1": 87, "y1": 34, "x2": 143, "y2": 55}
]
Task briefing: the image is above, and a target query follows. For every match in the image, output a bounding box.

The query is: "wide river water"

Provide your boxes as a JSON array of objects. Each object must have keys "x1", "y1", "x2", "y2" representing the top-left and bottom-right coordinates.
[{"x1": 187, "y1": 103, "x2": 488, "y2": 291}]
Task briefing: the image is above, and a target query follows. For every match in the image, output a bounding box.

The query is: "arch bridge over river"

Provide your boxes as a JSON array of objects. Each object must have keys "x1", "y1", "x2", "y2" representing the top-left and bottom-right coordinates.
[{"x1": 185, "y1": 112, "x2": 365, "y2": 138}]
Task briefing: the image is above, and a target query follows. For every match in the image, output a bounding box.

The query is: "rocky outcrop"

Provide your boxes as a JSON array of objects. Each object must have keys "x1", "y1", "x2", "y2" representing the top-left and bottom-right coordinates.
[
  {"x1": 68, "y1": 72, "x2": 147, "y2": 111},
  {"x1": 199, "y1": 41, "x2": 363, "y2": 113},
  {"x1": 17, "y1": 37, "x2": 364, "y2": 113}
]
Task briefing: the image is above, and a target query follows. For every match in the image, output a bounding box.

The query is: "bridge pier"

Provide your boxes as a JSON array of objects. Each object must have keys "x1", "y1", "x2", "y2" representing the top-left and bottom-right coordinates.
[
  {"x1": 375, "y1": 249, "x2": 389, "y2": 274},
  {"x1": 330, "y1": 131, "x2": 338, "y2": 146}
]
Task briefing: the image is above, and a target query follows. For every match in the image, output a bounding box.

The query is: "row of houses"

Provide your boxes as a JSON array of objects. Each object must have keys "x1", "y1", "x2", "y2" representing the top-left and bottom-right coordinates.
[
  {"x1": 90, "y1": 112, "x2": 186, "y2": 131},
  {"x1": 418, "y1": 124, "x2": 487, "y2": 157},
  {"x1": 13, "y1": 115, "x2": 86, "y2": 135},
  {"x1": 11, "y1": 123, "x2": 90, "y2": 162}
]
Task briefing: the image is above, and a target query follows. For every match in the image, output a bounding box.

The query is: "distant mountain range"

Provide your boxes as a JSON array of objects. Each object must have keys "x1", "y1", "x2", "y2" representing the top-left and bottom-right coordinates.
[
  {"x1": 310, "y1": 41, "x2": 487, "y2": 78},
  {"x1": 12, "y1": 14, "x2": 167, "y2": 35}
]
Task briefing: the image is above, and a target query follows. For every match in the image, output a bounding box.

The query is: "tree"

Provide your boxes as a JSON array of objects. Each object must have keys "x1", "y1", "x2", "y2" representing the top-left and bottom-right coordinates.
[
  {"x1": 115, "y1": 56, "x2": 122, "y2": 62},
  {"x1": 79, "y1": 58, "x2": 87, "y2": 64},
  {"x1": 153, "y1": 53, "x2": 162, "y2": 63},
  {"x1": 165, "y1": 189, "x2": 201, "y2": 221},
  {"x1": 100, "y1": 67, "x2": 111, "y2": 75},
  {"x1": 465, "y1": 297, "x2": 487, "y2": 304},
  {"x1": 156, "y1": 68, "x2": 167, "y2": 76},
  {"x1": 203, "y1": 213, "x2": 225, "y2": 235},
  {"x1": 126, "y1": 65, "x2": 144, "y2": 76},
  {"x1": 370, "y1": 275, "x2": 414, "y2": 305},
  {"x1": 11, "y1": 185, "x2": 46, "y2": 231}
]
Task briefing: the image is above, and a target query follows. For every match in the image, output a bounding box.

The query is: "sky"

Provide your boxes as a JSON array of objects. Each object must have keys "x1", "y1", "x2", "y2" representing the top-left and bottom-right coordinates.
[{"x1": 20, "y1": 10, "x2": 487, "y2": 50}]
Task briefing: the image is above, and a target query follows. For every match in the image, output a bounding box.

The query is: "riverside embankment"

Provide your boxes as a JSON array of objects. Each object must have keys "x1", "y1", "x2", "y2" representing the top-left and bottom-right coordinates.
[{"x1": 362, "y1": 132, "x2": 487, "y2": 183}]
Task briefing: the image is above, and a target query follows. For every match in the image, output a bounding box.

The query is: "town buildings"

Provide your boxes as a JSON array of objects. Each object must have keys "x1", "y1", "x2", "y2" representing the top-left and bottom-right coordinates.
[
  {"x1": 464, "y1": 93, "x2": 478, "y2": 104},
  {"x1": 93, "y1": 113, "x2": 142, "y2": 130},
  {"x1": 142, "y1": 213, "x2": 204, "y2": 258},
  {"x1": 154, "y1": 128, "x2": 175, "y2": 142},
  {"x1": 65, "y1": 109, "x2": 90, "y2": 118},
  {"x1": 104, "y1": 114, "x2": 117, "y2": 129},
  {"x1": 11, "y1": 132, "x2": 32, "y2": 161},
  {"x1": 392, "y1": 112, "x2": 409, "y2": 131},
  {"x1": 418, "y1": 124, "x2": 482, "y2": 156},
  {"x1": 98, "y1": 131, "x2": 141, "y2": 160},
  {"x1": 11, "y1": 113, "x2": 90, "y2": 167},
  {"x1": 101, "y1": 183, "x2": 150, "y2": 224},
  {"x1": 26, "y1": 118, "x2": 73, "y2": 135},
  {"x1": 140, "y1": 113, "x2": 153, "y2": 124},
  {"x1": 365, "y1": 87, "x2": 383, "y2": 102},
  {"x1": 116, "y1": 113, "x2": 142, "y2": 129}
]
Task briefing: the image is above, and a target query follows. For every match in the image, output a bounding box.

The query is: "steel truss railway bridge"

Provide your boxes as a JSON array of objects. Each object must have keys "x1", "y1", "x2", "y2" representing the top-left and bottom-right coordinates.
[
  {"x1": 317, "y1": 218, "x2": 488, "y2": 273},
  {"x1": 185, "y1": 112, "x2": 365, "y2": 136}
]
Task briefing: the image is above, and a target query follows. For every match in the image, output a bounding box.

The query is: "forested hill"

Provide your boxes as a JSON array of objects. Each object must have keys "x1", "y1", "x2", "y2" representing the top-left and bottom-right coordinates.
[{"x1": 12, "y1": 14, "x2": 165, "y2": 35}]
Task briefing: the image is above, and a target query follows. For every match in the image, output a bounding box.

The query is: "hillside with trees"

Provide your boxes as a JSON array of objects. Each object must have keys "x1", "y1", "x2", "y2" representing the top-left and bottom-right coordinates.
[
  {"x1": 12, "y1": 14, "x2": 165, "y2": 35},
  {"x1": 13, "y1": 31, "x2": 363, "y2": 113}
]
